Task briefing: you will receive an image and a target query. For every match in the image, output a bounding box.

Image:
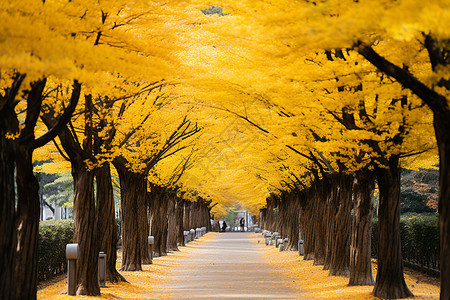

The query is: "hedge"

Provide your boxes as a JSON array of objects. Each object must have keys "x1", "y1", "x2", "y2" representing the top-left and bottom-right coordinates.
[
  {"x1": 371, "y1": 216, "x2": 440, "y2": 274},
  {"x1": 38, "y1": 219, "x2": 74, "y2": 282}
]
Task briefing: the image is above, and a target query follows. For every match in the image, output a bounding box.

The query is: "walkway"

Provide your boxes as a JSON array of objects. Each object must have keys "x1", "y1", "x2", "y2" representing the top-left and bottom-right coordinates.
[{"x1": 157, "y1": 232, "x2": 303, "y2": 299}]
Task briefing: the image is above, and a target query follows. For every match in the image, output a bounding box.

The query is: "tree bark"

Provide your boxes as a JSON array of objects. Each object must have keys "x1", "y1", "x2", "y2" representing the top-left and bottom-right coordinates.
[
  {"x1": 183, "y1": 200, "x2": 191, "y2": 231},
  {"x1": 176, "y1": 198, "x2": 185, "y2": 247},
  {"x1": 349, "y1": 168, "x2": 375, "y2": 286},
  {"x1": 313, "y1": 183, "x2": 326, "y2": 266},
  {"x1": 139, "y1": 185, "x2": 150, "y2": 264},
  {"x1": 166, "y1": 195, "x2": 179, "y2": 251},
  {"x1": 114, "y1": 163, "x2": 142, "y2": 271},
  {"x1": 434, "y1": 114, "x2": 450, "y2": 300},
  {"x1": 300, "y1": 189, "x2": 315, "y2": 260},
  {"x1": 149, "y1": 186, "x2": 169, "y2": 257},
  {"x1": 96, "y1": 163, "x2": 126, "y2": 282},
  {"x1": 0, "y1": 105, "x2": 18, "y2": 300},
  {"x1": 323, "y1": 177, "x2": 336, "y2": 270},
  {"x1": 329, "y1": 172, "x2": 353, "y2": 277},
  {"x1": 72, "y1": 163, "x2": 100, "y2": 295},
  {"x1": 14, "y1": 142, "x2": 40, "y2": 300},
  {"x1": 373, "y1": 160, "x2": 413, "y2": 298}
]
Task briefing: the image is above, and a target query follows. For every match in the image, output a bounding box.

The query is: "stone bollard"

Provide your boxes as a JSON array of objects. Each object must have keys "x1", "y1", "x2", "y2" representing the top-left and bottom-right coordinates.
[
  {"x1": 298, "y1": 239, "x2": 304, "y2": 256},
  {"x1": 189, "y1": 229, "x2": 195, "y2": 241},
  {"x1": 254, "y1": 227, "x2": 261, "y2": 233},
  {"x1": 264, "y1": 231, "x2": 271, "y2": 245},
  {"x1": 66, "y1": 243, "x2": 79, "y2": 296},
  {"x1": 276, "y1": 238, "x2": 283, "y2": 248},
  {"x1": 98, "y1": 252, "x2": 107, "y2": 287},
  {"x1": 201, "y1": 226, "x2": 207, "y2": 236},
  {"x1": 183, "y1": 230, "x2": 190, "y2": 244},
  {"x1": 148, "y1": 236, "x2": 154, "y2": 263},
  {"x1": 279, "y1": 238, "x2": 289, "y2": 252},
  {"x1": 270, "y1": 232, "x2": 279, "y2": 246},
  {"x1": 195, "y1": 228, "x2": 201, "y2": 239}
]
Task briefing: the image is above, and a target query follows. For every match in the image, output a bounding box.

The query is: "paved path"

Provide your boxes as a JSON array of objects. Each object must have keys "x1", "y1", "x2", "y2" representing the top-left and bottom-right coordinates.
[{"x1": 159, "y1": 232, "x2": 303, "y2": 299}]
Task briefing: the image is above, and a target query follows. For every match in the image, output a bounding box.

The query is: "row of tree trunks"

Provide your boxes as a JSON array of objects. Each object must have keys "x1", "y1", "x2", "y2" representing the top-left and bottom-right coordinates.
[
  {"x1": 259, "y1": 159, "x2": 416, "y2": 298},
  {"x1": 277, "y1": 192, "x2": 300, "y2": 251},
  {"x1": 148, "y1": 187, "x2": 212, "y2": 256},
  {"x1": 258, "y1": 171, "x2": 376, "y2": 283}
]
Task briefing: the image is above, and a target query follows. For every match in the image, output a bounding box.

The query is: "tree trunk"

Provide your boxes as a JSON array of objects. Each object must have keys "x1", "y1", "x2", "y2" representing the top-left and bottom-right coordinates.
[
  {"x1": 329, "y1": 172, "x2": 353, "y2": 277},
  {"x1": 183, "y1": 200, "x2": 191, "y2": 231},
  {"x1": 259, "y1": 208, "x2": 265, "y2": 230},
  {"x1": 434, "y1": 114, "x2": 450, "y2": 300},
  {"x1": 139, "y1": 186, "x2": 150, "y2": 264},
  {"x1": 349, "y1": 168, "x2": 375, "y2": 286},
  {"x1": 313, "y1": 183, "x2": 326, "y2": 266},
  {"x1": 0, "y1": 112, "x2": 17, "y2": 300},
  {"x1": 300, "y1": 189, "x2": 315, "y2": 260},
  {"x1": 189, "y1": 200, "x2": 200, "y2": 230},
  {"x1": 149, "y1": 186, "x2": 169, "y2": 257},
  {"x1": 96, "y1": 163, "x2": 126, "y2": 282},
  {"x1": 373, "y1": 161, "x2": 413, "y2": 298},
  {"x1": 72, "y1": 163, "x2": 100, "y2": 295},
  {"x1": 323, "y1": 177, "x2": 336, "y2": 270},
  {"x1": 176, "y1": 199, "x2": 185, "y2": 246},
  {"x1": 114, "y1": 163, "x2": 142, "y2": 271},
  {"x1": 166, "y1": 195, "x2": 178, "y2": 251},
  {"x1": 14, "y1": 143, "x2": 40, "y2": 300}
]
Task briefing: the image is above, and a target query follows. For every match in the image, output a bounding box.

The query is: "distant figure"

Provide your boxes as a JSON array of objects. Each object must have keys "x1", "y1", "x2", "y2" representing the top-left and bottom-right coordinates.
[
  {"x1": 221, "y1": 220, "x2": 228, "y2": 232},
  {"x1": 240, "y1": 218, "x2": 245, "y2": 232}
]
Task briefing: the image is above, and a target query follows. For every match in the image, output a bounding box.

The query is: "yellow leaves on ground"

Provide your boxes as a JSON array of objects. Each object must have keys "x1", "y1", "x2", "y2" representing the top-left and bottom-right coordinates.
[
  {"x1": 37, "y1": 237, "x2": 209, "y2": 300},
  {"x1": 253, "y1": 234, "x2": 439, "y2": 299}
]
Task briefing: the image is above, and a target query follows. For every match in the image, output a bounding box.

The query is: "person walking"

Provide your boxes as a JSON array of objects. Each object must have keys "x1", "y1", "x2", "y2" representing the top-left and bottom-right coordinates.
[
  {"x1": 221, "y1": 220, "x2": 228, "y2": 232},
  {"x1": 240, "y1": 217, "x2": 245, "y2": 232}
]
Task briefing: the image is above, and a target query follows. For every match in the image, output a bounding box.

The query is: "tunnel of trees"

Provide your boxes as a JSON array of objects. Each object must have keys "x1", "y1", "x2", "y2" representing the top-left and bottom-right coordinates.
[{"x1": 0, "y1": 1, "x2": 448, "y2": 299}]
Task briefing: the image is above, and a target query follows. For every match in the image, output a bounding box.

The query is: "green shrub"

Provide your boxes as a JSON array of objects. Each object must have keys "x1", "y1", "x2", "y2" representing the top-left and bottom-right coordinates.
[
  {"x1": 38, "y1": 219, "x2": 74, "y2": 282},
  {"x1": 371, "y1": 216, "x2": 439, "y2": 272}
]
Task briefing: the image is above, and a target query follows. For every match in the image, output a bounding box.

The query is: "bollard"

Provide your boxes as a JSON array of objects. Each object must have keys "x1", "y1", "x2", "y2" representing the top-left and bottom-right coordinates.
[
  {"x1": 189, "y1": 229, "x2": 195, "y2": 241},
  {"x1": 298, "y1": 239, "x2": 304, "y2": 256},
  {"x1": 195, "y1": 228, "x2": 201, "y2": 239},
  {"x1": 66, "y1": 243, "x2": 79, "y2": 296},
  {"x1": 201, "y1": 226, "x2": 207, "y2": 236},
  {"x1": 264, "y1": 231, "x2": 271, "y2": 245},
  {"x1": 270, "y1": 232, "x2": 279, "y2": 246},
  {"x1": 148, "y1": 236, "x2": 154, "y2": 263},
  {"x1": 98, "y1": 252, "x2": 106, "y2": 287},
  {"x1": 183, "y1": 230, "x2": 190, "y2": 244},
  {"x1": 276, "y1": 238, "x2": 283, "y2": 248}
]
